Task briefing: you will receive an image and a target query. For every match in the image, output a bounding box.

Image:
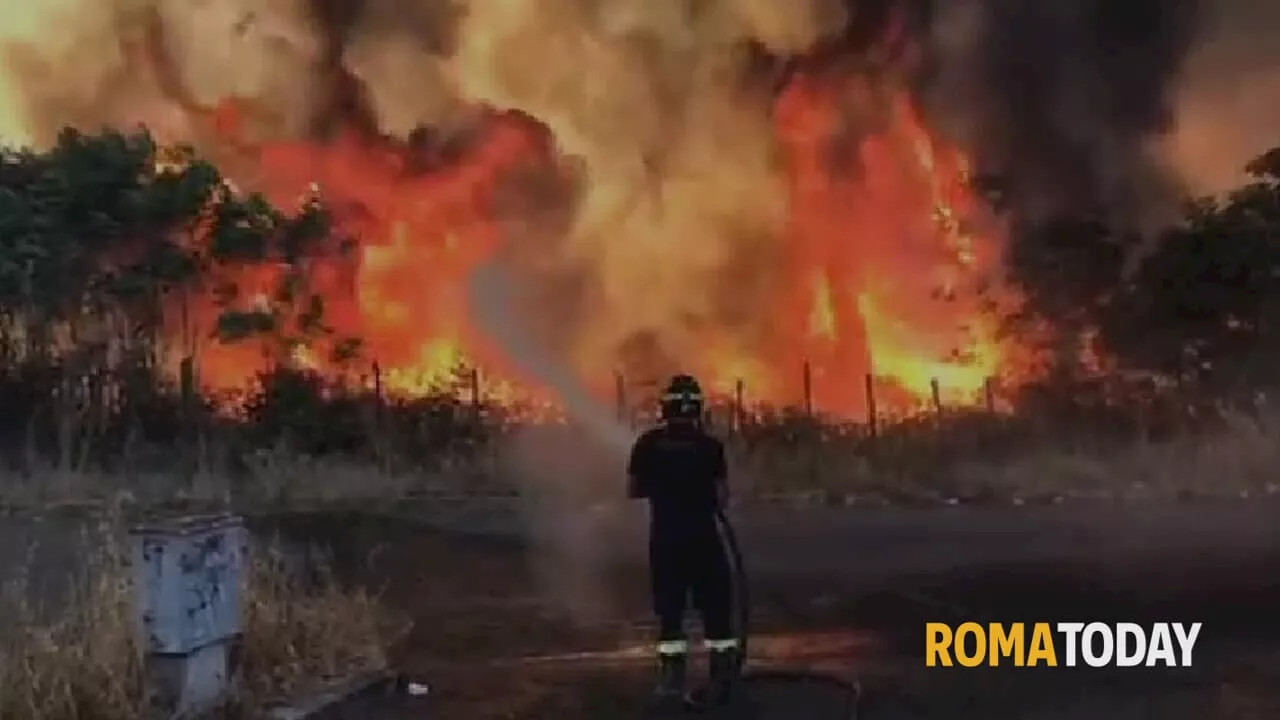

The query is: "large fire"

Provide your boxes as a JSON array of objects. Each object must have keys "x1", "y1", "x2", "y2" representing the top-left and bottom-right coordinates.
[
  {"x1": 772, "y1": 71, "x2": 1003, "y2": 413},
  {"x1": 196, "y1": 79, "x2": 1004, "y2": 416},
  {"x1": 0, "y1": 0, "x2": 1011, "y2": 419}
]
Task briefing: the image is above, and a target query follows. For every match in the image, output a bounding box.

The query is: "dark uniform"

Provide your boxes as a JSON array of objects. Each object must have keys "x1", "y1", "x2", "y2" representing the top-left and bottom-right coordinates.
[{"x1": 627, "y1": 374, "x2": 739, "y2": 707}]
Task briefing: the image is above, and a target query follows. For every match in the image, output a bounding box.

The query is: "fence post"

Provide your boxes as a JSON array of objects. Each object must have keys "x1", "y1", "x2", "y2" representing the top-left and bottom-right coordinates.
[
  {"x1": 615, "y1": 370, "x2": 627, "y2": 424},
  {"x1": 131, "y1": 513, "x2": 249, "y2": 718},
  {"x1": 802, "y1": 361, "x2": 813, "y2": 417},
  {"x1": 364, "y1": 360, "x2": 387, "y2": 469},
  {"x1": 179, "y1": 356, "x2": 197, "y2": 480},
  {"x1": 734, "y1": 378, "x2": 745, "y2": 435},
  {"x1": 469, "y1": 367, "x2": 481, "y2": 419},
  {"x1": 865, "y1": 373, "x2": 878, "y2": 438},
  {"x1": 930, "y1": 377, "x2": 942, "y2": 417}
]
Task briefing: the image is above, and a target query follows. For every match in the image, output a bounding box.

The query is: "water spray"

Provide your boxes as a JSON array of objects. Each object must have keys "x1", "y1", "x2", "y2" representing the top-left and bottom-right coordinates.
[{"x1": 468, "y1": 260, "x2": 636, "y2": 453}]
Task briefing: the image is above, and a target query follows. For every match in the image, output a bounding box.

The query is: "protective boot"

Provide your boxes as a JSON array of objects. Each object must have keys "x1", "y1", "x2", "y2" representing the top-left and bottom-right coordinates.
[
  {"x1": 648, "y1": 652, "x2": 688, "y2": 710},
  {"x1": 704, "y1": 646, "x2": 741, "y2": 708},
  {"x1": 684, "y1": 647, "x2": 741, "y2": 713}
]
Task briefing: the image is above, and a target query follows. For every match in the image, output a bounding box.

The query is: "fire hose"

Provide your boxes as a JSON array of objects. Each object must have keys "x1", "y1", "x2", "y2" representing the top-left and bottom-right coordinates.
[{"x1": 685, "y1": 508, "x2": 862, "y2": 718}]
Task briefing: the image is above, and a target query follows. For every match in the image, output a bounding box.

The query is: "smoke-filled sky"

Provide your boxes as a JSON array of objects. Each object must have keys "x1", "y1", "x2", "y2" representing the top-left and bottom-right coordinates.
[
  {"x1": 1, "y1": 0, "x2": 1274, "y2": 194},
  {"x1": 1165, "y1": 0, "x2": 1280, "y2": 192},
  {"x1": 0, "y1": 0, "x2": 1276, "y2": 400}
]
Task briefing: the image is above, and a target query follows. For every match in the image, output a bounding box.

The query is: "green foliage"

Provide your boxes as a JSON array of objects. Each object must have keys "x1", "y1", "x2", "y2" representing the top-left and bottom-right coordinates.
[
  {"x1": 0, "y1": 127, "x2": 352, "y2": 359},
  {"x1": 1003, "y1": 143, "x2": 1280, "y2": 401},
  {"x1": 0, "y1": 126, "x2": 347, "y2": 355},
  {"x1": 0, "y1": 126, "x2": 371, "y2": 472}
]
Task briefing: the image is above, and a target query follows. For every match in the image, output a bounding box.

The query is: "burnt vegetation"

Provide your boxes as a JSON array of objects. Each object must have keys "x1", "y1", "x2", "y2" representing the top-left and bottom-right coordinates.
[{"x1": 0, "y1": 126, "x2": 1277, "y2": 491}]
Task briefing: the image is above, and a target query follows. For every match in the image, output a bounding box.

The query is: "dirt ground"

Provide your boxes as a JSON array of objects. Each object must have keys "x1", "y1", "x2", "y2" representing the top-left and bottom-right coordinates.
[{"x1": 259, "y1": 502, "x2": 1280, "y2": 719}]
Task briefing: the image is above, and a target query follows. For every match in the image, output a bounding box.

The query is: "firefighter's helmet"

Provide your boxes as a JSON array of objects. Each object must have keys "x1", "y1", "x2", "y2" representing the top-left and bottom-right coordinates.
[{"x1": 660, "y1": 374, "x2": 704, "y2": 422}]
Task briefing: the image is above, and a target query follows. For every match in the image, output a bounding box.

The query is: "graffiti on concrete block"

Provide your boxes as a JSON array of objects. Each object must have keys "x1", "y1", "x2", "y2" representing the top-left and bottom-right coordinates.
[
  {"x1": 177, "y1": 530, "x2": 241, "y2": 649},
  {"x1": 133, "y1": 519, "x2": 245, "y2": 654}
]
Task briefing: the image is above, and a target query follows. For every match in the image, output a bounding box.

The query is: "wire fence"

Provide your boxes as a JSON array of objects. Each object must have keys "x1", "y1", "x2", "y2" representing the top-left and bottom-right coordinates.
[
  {"x1": 354, "y1": 357, "x2": 1003, "y2": 432},
  {"x1": 345, "y1": 354, "x2": 1242, "y2": 451},
  {"x1": 0, "y1": 347, "x2": 1243, "y2": 480}
]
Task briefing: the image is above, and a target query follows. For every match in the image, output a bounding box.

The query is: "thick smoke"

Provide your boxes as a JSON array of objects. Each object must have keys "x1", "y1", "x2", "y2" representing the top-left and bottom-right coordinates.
[
  {"x1": 1, "y1": 1, "x2": 1272, "y2": 208},
  {"x1": 918, "y1": 0, "x2": 1205, "y2": 228}
]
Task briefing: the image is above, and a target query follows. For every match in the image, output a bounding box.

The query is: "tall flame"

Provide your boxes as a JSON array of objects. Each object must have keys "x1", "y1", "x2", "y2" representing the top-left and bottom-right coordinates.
[{"x1": 769, "y1": 71, "x2": 1002, "y2": 412}]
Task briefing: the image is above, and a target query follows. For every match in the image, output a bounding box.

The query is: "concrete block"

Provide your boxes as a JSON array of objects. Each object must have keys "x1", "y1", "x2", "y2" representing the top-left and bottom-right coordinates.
[
  {"x1": 131, "y1": 513, "x2": 249, "y2": 718},
  {"x1": 143, "y1": 640, "x2": 234, "y2": 718}
]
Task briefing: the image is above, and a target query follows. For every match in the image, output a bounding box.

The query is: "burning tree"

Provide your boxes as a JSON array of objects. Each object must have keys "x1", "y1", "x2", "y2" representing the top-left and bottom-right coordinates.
[
  {"x1": 1000, "y1": 144, "x2": 1280, "y2": 427},
  {"x1": 0, "y1": 127, "x2": 355, "y2": 470}
]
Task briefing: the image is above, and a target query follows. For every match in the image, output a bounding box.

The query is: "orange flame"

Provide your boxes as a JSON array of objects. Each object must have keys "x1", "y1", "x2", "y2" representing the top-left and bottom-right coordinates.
[{"x1": 183, "y1": 72, "x2": 1009, "y2": 418}]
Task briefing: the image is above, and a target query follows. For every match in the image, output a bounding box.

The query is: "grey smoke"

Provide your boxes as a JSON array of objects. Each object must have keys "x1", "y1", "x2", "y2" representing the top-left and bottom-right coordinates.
[{"x1": 914, "y1": 0, "x2": 1205, "y2": 227}]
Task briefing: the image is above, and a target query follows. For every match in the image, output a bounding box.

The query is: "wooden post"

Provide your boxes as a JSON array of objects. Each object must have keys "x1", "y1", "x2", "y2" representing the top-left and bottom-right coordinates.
[
  {"x1": 372, "y1": 361, "x2": 384, "y2": 430},
  {"x1": 615, "y1": 370, "x2": 627, "y2": 424},
  {"x1": 179, "y1": 356, "x2": 197, "y2": 480},
  {"x1": 802, "y1": 361, "x2": 813, "y2": 417},
  {"x1": 865, "y1": 373, "x2": 878, "y2": 438},
  {"x1": 930, "y1": 377, "x2": 942, "y2": 417},
  {"x1": 984, "y1": 376, "x2": 995, "y2": 414},
  {"x1": 734, "y1": 378, "x2": 745, "y2": 434},
  {"x1": 179, "y1": 357, "x2": 196, "y2": 417},
  {"x1": 132, "y1": 513, "x2": 248, "y2": 718},
  {"x1": 469, "y1": 367, "x2": 481, "y2": 421}
]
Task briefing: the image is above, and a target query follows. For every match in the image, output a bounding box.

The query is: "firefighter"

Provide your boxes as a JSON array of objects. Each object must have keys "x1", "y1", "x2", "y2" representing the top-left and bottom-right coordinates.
[{"x1": 627, "y1": 374, "x2": 739, "y2": 708}]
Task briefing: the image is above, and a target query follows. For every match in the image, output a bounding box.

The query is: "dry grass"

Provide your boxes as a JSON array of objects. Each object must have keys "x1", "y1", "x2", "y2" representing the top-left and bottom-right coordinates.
[
  {"x1": 948, "y1": 415, "x2": 1280, "y2": 502},
  {"x1": 237, "y1": 543, "x2": 409, "y2": 704},
  {"x1": 0, "y1": 512, "x2": 142, "y2": 720},
  {"x1": 0, "y1": 457, "x2": 479, "y2": 513},
  {"x1": 0, "y1": 406, "x2": 1277, "y2": 515},
  {"x1": 0, "y1": 507, "x2": 409, "y2": 720},
  {"x1": 728, "y1": 409, "x2": 1280, "y2": 504}
]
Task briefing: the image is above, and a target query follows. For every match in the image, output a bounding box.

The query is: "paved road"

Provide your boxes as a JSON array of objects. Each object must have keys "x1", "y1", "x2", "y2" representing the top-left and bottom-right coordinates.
[
  {"x1": 248, "y1": 496, "x2": 1280, "y2": 718},
  {"x1": 7, "y1": 497, "x2": 1279, "y2": 597},
  {"x1": 386, "y1": 494, "x2": 1280, "y2": 582}
]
